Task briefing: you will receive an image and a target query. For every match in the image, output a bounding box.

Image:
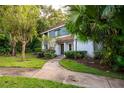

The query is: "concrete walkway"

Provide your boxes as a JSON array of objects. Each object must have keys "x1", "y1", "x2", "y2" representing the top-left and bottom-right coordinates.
[
  {"x1": 0, "y1": 56, "x2": 124, "y2": 88},
  {"x1": 32, "y1": 56, "x2": 124, "y2": 88}
]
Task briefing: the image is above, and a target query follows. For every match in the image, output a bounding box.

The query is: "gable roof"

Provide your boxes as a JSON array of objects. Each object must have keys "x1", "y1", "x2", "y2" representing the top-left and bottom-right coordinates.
[{"x1": 41, "y1": 24, "x2": 65, "y2": 34}]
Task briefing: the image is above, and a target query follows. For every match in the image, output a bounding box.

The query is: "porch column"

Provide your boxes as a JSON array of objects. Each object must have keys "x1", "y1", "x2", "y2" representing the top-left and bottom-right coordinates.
[
  {"x1": 42, "y1": 41, "x2": 45, "y2": 50},
  {"x1": 55, "y1": 43, "x2": 61, "y2": 55},
  {"x1": 64, "y1": 42, "x2": 68, "y2": 52},
  {"x1": 73, "y1": 39, "x2": 77, "y2": 51},
  {"x1": 47, "y1": 32, "x2": 50, "y2": 49}
]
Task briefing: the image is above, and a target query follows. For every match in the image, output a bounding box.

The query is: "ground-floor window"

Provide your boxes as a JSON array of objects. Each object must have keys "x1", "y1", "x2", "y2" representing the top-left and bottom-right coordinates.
[
  {"x1": 69, "y1": 44, "x2": 72, "y2": 51},
  {"x1": 44, "y1": 43, "x2": 48, "y2": 49}
]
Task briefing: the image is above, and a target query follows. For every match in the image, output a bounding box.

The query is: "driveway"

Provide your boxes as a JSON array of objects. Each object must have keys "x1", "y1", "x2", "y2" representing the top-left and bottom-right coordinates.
[{"x1": 0, "y1": 56, "x2": 124, "y2": 88}]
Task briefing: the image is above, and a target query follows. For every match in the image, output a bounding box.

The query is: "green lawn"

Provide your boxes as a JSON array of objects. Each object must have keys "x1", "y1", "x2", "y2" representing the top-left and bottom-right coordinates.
[
  {"x1": 0, "y1": 54, "x2": 46, "y2": 69},
  {"x1": 60, "y1": 59, "x2": 124, "y2": 80},
  {"x1": 0, "y1": 76, "x2": 78, "y2": 88}
]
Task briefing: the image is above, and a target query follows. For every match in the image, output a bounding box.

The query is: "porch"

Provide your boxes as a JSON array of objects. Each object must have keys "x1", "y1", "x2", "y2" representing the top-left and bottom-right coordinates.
[{"x1": 55, "y1": 35, "x2": 74, "y2": 55}]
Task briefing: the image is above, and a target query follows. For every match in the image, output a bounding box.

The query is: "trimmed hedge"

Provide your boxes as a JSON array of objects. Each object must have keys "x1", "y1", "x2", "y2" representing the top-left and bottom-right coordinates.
[{"x1": 64, "y1": 51, "x2": 87, "y2": 59}]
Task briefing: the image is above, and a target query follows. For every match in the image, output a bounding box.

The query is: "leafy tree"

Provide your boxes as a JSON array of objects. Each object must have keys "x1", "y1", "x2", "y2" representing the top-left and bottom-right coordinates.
[
  {"x1": 66, "y1": 5, "x2": 124, "y2": 68},
  {"x1": 0, "y1": 6, "x2": 17, "y2": 56},
  {"x1": 37, "y1": 5, "x2": 66, "y2": 33},
  {"x1": 2, "y1": 6, "x2": 40, "y2": 61},
  {"x1": 16, "y1": 6, "x2": 40, "y2": 61}
]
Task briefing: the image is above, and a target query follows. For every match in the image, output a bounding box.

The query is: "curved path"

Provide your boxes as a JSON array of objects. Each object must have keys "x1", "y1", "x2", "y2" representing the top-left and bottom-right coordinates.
[{"x1": 0, "y1": 56, "x2": 124, "y2": 88}]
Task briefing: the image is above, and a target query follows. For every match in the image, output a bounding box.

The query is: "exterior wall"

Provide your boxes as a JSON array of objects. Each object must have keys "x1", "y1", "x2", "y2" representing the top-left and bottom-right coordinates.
[
  {"x1": 42, "y1": 35, "x2": 94, "y2": 57},
  {"x1": 41, "y1": 25, "x2": 95, "y2": 57},
  {"x1": 64, "y1": 42, "x2": 68, "y2": 52},
  {"x1": 74, "y1": 39, "x2": 94, "y2": 57}
]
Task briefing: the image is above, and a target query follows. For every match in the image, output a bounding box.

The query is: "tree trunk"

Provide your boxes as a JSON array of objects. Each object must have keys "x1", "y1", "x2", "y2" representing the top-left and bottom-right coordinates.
[
  {"x1": 11, "y1": 41, "x2": 16, "y2": 56},
  {"x1": 21, "y1": 41, "x2": 26, "y2": 61}
]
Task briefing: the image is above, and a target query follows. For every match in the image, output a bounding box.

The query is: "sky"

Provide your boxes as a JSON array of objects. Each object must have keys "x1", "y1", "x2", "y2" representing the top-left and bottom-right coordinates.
[
  {"x1": 51, "y1": 5, "x2": 65, "y2": 10},
  {"x1": 52, "y1": 5, "x2": 67, "y2": 13}
]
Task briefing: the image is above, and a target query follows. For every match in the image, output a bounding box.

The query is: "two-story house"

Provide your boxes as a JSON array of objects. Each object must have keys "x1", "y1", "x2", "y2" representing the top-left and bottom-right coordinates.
[{"x1": 41, "y1": 24, "x2": 95, "y2": 57}]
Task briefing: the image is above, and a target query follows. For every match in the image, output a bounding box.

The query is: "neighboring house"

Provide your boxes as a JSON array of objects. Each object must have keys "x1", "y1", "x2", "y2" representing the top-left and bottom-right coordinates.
[{"x1": 41, "y1": 24, "x2": 95, "y2": 57}]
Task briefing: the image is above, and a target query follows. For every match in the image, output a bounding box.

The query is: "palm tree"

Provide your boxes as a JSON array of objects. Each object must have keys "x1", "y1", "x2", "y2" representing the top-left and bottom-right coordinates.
[{"x1": 66, "y1": 5, "x2": 124, "y2": 66}]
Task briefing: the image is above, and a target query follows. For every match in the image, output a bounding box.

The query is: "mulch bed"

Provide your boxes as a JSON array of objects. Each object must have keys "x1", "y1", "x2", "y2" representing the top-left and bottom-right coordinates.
[
  {"x1": 75, "y1": 57, "x2": 111, "y2": 71},
  {"x1": 64, "y1": 57, "x2": 124, "y2": 74}
]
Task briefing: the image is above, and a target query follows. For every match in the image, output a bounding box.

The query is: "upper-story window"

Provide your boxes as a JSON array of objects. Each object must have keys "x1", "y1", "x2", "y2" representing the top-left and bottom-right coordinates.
[
  {"x1": 49, "y1": 30, "x2": 55, "y2": 38},
  {"x1": 57, "y1": 27, "x2": 69, "y2": 36},
  {"x1": 48, "y1": 26, "x2": 69, "y2": 38}
]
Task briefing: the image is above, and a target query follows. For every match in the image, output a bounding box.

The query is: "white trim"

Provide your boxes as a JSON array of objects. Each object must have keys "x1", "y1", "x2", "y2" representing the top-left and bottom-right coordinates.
[
  {"x1": 41, "y1": 24, "x2": 65, "y2": 34},
  {"x1": 56, "y1": 34, "x2": 72, "y2": 39}
]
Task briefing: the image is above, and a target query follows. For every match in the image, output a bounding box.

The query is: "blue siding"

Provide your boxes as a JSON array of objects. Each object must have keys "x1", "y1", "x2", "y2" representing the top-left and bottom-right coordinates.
[
  {"x1": 57, "y1": 27, "x2": 69, "y2": 36},
  {"x1": 49, "y1": 31, "x2": 56, "y2": 38},
  {"x1": 49, "y1": 27, "x2": 69, "y2": 38}
]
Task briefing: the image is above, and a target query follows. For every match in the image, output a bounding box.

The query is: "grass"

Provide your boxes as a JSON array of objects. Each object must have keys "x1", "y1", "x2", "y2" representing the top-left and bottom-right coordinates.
[
  {"x1": 0, "y1": 54, "x2": 46, "y2": 69},
  {"x1": 0, "y1": 76, "x2": 78, "y2": 88},
  {"x1": 60, "y1": 59, "x2": 124, "y2": 80}
]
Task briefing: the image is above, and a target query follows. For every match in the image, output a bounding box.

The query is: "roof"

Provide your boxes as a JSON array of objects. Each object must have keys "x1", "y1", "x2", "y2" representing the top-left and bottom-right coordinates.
[
  {"x1": 56, "y1": 35, "x2": 74, "y2": 43},
  {"x1": 41, "y1": 24, "x2": 65, "y2": 34}
]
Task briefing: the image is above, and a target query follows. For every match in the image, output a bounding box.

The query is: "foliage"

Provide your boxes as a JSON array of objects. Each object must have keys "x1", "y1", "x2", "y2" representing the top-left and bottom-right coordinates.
[
  {"x1": 66, "y1": 5, "x2": 124, "y2": 69},
  {"x1": 44, "y1": 49, "x2": 56, "y2": 59},
  {"x1": 60, "y1": 59, "x2": 124, "y2": 80},
  {"x1": 34, "y1": 48, "x2": 41, "y2": 52},
  {"x1": 112, "y1": 55, "x2": 124, "y2": 71},
  {"x1": 27, "y1": 37, "x2": 41, "y2": 52},
  {"x1": 0, "y1": 6, "x2": 18, "y2": 56},
  {"x1": 64, "y1": 51, "x2": 87, "y2": 59},
  {"x1": 2, "y1": 6, "x2": 40, "y2": 61},
  {"x1": 0, "y1": 76, "x2": 78, "y2": 88},
  {"x1": 0, "y1": 5, "x2": 66, "y2": 59},
  {"x1": 38, "y1": 5, "x2": 66, "y2": 33},
  {"x1": 94, "y1": 51, "x2": 103, "y2": 59},
  {"x1": 37, "y1": 51, "x2": 45, "y2": 58},
  {"x1": 0, "y1": 33, "x2": 11, "y2": 55},
  {"x1": 0, "y1": 54, "x2": 46, "y2": 69},
  {"x1": 40, "y1": 34, "x2": 56, "y2": 50},
  {"x1": 37, "y1": 49, "x2": 56, "y2": 59}
]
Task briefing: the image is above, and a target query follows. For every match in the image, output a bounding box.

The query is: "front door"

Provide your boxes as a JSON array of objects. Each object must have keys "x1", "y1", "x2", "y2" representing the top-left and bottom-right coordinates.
[{"x1": 60, "y1": 44, "x2": 64, "y2": 54}]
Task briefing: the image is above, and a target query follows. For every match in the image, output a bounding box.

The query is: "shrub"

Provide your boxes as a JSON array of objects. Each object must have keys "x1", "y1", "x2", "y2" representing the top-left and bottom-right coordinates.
[
  {"x1": 27, "y1": 37, "x2": 41, "y2": 52},
  {"x1": 94, "y1": 51, "x2": 102, "y2": 59},
  {"x1": 0, "y1": 34, "x2": 11, "y2": 55},
  {"x1": 37, "y1": 49, "x2": 56, "y2": 59},
  {"x1": 0, "y1": 47, "x2": 11, "y2": 56},
  {"x1": 64, "y1": 51, "x2": 87, "y2": 59},
  {"x1": 112, "y1": 55, "x2": 124, "y2": 71},
  {"x1": 37, "y1": 51, "x2": 45, "y2": 58},
  {"x1": 34, "y1": 48, "x2": 41, "y2": 52},
  {"x1": 44, "y1": 49, "x2": 56, "y2": 59}
]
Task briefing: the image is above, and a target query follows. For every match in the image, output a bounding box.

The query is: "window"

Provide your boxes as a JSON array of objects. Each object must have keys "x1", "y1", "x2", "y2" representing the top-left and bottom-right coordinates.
[
  {"x1": 44, "y1": 43, "x2": 48, "y2": 49},
  {"x1": 69, "y1": 44, "x2": 72, "y2": 51},
  {"x1": 49, "y1": 31, "x2": 55, "y2": 38},
  {"x1": 57, "y1": 27, "x2": 69, "y2": 36}
]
